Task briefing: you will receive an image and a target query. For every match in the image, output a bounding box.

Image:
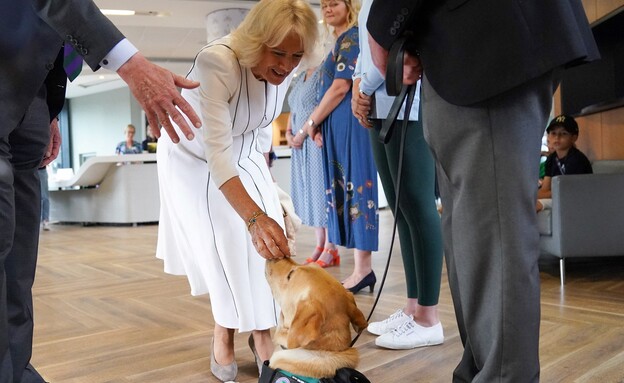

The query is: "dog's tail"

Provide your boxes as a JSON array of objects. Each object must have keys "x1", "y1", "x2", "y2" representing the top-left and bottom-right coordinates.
[{"x1": 269, "y1": 347, "x2": 359, "y2": 379}]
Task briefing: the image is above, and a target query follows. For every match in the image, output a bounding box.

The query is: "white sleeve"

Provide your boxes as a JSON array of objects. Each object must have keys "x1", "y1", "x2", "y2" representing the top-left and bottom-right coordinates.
[
  {"x1": 195, "y1": 46, "x2": 241, "y2": 188},
  {"x1": 100, "y1": 39, "x2": 139, "y2": 72},
  {"x1": 353, "y1": 53, "x2": 362, "y2": 80},
  {"x1": 360, "y1": 64, "x2": 385, "y2": 95},
  {"x1": 258, "y1": 125, "x2": 273, "y2": 154}
]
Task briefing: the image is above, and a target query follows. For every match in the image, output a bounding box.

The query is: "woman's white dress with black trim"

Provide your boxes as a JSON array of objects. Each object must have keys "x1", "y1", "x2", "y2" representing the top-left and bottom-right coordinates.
[{"x1": 156, "y1": 36, "x2": 291, "y2": 332}]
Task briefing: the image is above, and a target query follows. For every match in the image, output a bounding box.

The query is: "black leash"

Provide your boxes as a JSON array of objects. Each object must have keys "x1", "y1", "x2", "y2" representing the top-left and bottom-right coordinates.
[{"x1": 351, "y1": 37, "x2": 416, "y2": 347}]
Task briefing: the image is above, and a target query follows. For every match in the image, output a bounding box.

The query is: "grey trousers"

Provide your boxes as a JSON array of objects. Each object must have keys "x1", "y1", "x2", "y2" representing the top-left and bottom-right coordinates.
[
  {"x1": 422, "y1": 72, "x2": 558, "y2": 382},
  {"x1": 0, "y1": 85, "x2": 49, "y2": 383}
]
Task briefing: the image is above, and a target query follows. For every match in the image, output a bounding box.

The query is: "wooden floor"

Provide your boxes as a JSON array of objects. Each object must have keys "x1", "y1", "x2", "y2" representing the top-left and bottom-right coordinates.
[{"x1": 33, "y1": 209, "x2": 624, "y2": 382}]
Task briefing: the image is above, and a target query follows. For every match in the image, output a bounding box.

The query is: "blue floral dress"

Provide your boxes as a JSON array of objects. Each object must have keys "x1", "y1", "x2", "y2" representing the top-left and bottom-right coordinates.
[
  {"x1": 288, "y1": 67, "x2": 327, "y2": 228},
  {"x1": 320, "y1": 26, "x2": 378, "y2": 251}
]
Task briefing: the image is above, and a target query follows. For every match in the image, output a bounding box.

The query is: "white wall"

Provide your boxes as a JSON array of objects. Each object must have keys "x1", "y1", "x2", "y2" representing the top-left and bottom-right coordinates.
[{"x1": 68, "y1": 87, "x2": 143, "y2": 170}]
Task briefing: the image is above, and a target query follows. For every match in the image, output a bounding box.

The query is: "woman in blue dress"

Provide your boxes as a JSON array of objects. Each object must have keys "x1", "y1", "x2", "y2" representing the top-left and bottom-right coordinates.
[
  {"x1": 286, "y1": 65, "x2": 329, "y2": 263},
  {"x1": 303, "y1": 0, "x2": 379, "y2": 293}
]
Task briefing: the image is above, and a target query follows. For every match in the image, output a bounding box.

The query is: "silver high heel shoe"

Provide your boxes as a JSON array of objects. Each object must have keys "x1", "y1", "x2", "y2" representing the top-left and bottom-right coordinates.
[
  {"x1": 248, "y1": 334, "x2": 264, "y2": 376},
  {"x1": 210, "y1": 337, "x2": 237, "y2": 382}
]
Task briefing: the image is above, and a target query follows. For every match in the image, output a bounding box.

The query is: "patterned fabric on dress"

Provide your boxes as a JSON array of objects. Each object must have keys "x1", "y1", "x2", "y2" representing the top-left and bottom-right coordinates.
[
  {"x1": 319, "y1": 26, "x2": 378, "y2": 251},
  {"x1": 115, "y1": 140, "x2": 142, "y2": 154},
  {"x1": 288, "y1": 67, "x2": 327, "y2": 228}
]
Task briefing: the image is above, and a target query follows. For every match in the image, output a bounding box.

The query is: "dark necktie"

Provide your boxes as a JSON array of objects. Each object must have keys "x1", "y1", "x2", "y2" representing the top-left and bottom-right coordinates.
[{"x1": 63, "y1": 44, "x2": 83, "y2": 81}]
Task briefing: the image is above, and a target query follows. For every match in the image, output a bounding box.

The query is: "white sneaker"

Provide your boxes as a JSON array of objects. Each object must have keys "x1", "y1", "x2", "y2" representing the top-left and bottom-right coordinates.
[
  {"x1": 367, "y1": 309, "x2": 413, "y2": 336},
  {"x1": 42, "y1": 221, "x2": 50, "y2": 231},
  {"x1": 375, "y1": 320, "x2": 444, "y2": 350}
]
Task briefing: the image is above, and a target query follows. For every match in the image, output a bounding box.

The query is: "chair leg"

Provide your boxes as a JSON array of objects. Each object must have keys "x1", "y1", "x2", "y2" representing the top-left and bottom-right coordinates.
[{"x1": 559, "y1": 258, "x2": 565, "y2": 286}]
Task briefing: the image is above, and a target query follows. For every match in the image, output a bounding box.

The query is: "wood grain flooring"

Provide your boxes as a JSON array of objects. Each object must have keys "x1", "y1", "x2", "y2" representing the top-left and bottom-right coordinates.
[{"x1": 32, "y1": 209, "x2": 624, "y2": 382}]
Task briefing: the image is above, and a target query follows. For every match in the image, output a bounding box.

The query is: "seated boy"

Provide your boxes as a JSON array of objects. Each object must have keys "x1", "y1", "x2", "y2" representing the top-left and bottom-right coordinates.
[{"x1": 536, "y1": 114, "x2": 592, "y2": 212}]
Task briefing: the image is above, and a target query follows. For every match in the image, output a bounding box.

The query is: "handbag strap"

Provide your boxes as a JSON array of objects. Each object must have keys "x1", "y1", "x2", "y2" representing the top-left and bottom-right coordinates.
[{"x1": 378, "y1": 35, "x2": 415, "y2": 144}]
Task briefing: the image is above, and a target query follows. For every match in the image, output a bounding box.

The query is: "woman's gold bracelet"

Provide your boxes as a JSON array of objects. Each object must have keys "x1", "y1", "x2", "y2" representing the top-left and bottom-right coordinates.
[{"x1": 247, "y1": 210, "x2": 267, "y2": 231}]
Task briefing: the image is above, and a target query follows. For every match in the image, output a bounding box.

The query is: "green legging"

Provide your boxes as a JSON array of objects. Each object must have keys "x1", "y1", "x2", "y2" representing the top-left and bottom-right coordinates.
[{"x1": 369, "y1": 113, "x2": 443, "y2": 306}]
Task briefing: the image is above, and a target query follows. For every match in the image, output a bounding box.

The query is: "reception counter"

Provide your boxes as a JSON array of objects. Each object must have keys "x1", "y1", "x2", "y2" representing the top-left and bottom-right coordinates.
[{"x1": 49, "y1": 154, "x2": 160, "y2": 224}]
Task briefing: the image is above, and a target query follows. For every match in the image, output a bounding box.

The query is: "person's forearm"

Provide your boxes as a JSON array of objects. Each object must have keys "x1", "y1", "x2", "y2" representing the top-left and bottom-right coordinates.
[
  {"x1": 219, "y1": 176, "x2": 263, "y2": 222},
  {"x1": 307, "y1": 79, "x2": 351, "y2": 129},
  {"x1": 360, "y1": 64, "x2": 385, "y2": 95},
  {"x1": 220, "y1": 175, "x2": 290, "y2": 259}
]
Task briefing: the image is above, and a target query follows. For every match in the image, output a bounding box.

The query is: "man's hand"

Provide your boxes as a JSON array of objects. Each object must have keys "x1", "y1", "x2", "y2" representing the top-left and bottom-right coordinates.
[
  {"x1": 403, "y1": 53, "x2": 423, "y2": 85},
  {"x1": 40, "y1": 118, "x2": 61, "y2": 167},
  {"x1": 117, "y1": 53, "x2": 201, "y2": 143},
  {"x1": 352, "y1": 78, "x2": 373, "y2": 129},
  {"x1": 369, "y1": 33, "x2": 423, "y2": 85}
]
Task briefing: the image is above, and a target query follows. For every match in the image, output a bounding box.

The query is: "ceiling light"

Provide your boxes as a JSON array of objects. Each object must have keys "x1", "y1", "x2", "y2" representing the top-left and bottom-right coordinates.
[{"x1": 101, "y1": 9, "x2": 136, "y2": 16}]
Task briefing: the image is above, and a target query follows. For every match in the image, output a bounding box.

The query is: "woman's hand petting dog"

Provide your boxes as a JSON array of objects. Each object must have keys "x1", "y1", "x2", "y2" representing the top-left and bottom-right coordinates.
[{"x1": 249, "y1": 214, "x2": 291, "y2": 260}]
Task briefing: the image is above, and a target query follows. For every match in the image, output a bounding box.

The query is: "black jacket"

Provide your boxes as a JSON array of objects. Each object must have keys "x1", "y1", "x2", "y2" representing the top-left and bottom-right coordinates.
[
  {"x1": 0, "y1": 0, "x2": 124, "y2": 132},
  {"x1": 367, "y1": 0, "x2": 599, "y2": 106}
]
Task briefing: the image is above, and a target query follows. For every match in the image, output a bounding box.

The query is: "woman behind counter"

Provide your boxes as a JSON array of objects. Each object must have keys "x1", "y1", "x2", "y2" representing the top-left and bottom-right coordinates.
[{"x1": 115, "y1": 124, "x2": 142, "y2": 154}]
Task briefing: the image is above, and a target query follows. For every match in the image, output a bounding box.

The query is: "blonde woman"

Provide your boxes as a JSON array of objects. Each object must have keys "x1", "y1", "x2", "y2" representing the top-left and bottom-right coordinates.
[
  {"x1": 155, "y1": 0, "x2": 318, "y2": 381},
  {"x1": 115, "y1": 124, "x2": 142, "y2": 154},
  {"x1": 304, "y1": 0, "x2": 379, "y2": 293}
]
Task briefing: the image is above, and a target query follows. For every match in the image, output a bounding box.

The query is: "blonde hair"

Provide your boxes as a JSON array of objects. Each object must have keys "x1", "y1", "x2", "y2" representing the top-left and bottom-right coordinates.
[
  {"x1": 321, "y1": 0, "x2": 361, "y2": 35},
  {"x1": 230, "y1": 0, "x2": 319, "y2": 68},
  {"x1": 125, "y1": 124, "x2": 136, "y2": 133},
  {"x1": 299, "y1": 40, "x2": 328, "y2": 70}
]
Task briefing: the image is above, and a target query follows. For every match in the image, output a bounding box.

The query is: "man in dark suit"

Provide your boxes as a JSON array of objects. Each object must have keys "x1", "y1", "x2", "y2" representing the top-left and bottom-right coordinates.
[
  {"x1": 367, "y1": 1, "x2": 598, "y2": 381},
  {"x1": 0, "y1": 1, "x2": 202, "y2": 382}
]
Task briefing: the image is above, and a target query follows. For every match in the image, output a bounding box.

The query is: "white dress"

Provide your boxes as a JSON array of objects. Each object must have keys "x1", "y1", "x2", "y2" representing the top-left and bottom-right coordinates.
[{"x1": 156, "y1": 37, "x2": 291, "y2": 332}]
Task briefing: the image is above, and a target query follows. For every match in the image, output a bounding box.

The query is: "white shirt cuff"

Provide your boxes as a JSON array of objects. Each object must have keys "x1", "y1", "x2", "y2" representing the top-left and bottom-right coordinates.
[
  {"x1": 100, "y1": 39, "x2": 139, "y2": 72},
  {"x1": 361, "y1": 65, "x2": 385, "y2": 95}
]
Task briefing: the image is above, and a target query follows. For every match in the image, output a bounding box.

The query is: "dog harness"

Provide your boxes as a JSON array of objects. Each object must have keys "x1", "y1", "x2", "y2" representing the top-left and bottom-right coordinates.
[{"x1": 259, "y1": 361, "x2": 370, "y2": 383}]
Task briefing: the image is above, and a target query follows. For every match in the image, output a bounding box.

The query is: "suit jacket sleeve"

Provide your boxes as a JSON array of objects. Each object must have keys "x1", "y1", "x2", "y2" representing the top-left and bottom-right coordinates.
[
  {"x1": 31, "y1": 0, "x2": 125, "y2": 71},
  {"x1": 367, "y1": 0, "x2": 424, "y2": 51}
]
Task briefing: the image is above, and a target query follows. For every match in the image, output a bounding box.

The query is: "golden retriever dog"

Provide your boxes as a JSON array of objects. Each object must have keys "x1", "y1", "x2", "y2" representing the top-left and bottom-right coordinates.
[{"x1": 265, "y1": 257, "x2": 368, "y2": 379}]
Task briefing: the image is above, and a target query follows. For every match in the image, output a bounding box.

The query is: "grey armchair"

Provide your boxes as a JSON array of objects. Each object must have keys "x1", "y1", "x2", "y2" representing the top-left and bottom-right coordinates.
[{"x1": 538, "y1": 160, "x2": 624, "y2": 285}]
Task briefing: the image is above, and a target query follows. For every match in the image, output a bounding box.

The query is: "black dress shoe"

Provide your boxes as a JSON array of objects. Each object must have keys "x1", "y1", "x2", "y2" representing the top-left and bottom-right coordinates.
[{"x1": 347, "y1": 271, "x2": 377, "y2": 294}]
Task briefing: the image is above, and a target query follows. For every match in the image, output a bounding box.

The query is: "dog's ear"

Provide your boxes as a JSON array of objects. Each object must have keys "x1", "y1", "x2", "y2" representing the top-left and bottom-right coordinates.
[
  {"x1": 287, "y1": 302, "x2": 325, "y2": 349},
  {"x1": 347, "y1": 295, "x2": 368, "y2": 333}
]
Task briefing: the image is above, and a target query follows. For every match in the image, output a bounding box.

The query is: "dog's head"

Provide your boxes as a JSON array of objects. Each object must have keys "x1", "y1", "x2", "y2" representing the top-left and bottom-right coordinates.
[{"x1": 265, "y1": 257, "x2": 368, "y2": 351}]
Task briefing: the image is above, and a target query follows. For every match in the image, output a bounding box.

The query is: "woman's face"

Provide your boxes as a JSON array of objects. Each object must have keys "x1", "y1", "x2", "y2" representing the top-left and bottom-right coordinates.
[
  {"x1": 125, "y1": 128, "x2": 135, "y2": 140},
  {"x1": 321, "y1": 0, "x2": 348, "y2": 28},
  {"x1": 252, "y1": 32, "x2": 305, "y2": 85}
]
